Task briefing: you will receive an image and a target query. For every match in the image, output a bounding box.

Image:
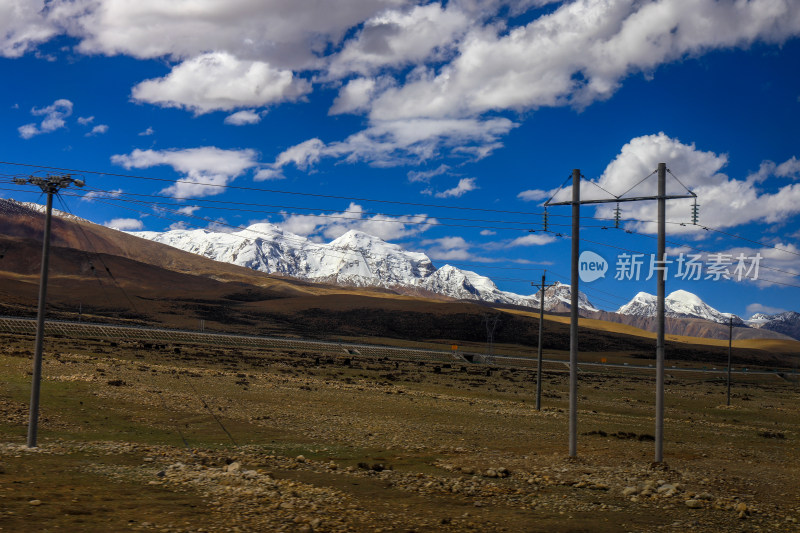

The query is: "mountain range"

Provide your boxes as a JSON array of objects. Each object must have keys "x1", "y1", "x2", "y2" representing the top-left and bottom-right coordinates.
[
  {"x1": 130, "y1": 221, "x2": 800, "y2": 341},
  {"x1": 3, "y1": 199, "x2": 797, "y2": 342},
  {"x1": 132, "y1": 223, "x2": 598, "y2": 313}
]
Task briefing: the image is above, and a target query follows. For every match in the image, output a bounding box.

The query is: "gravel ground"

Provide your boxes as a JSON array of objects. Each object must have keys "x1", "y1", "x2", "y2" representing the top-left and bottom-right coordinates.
[{"x1": 1, "y1": 336, "x2": 799, "y2": 532}]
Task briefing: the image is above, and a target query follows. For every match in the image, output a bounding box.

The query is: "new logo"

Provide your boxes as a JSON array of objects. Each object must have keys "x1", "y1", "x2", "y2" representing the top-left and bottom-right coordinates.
[{"x1": 579, "y1": 250, "x2": 607, "y2": 283}]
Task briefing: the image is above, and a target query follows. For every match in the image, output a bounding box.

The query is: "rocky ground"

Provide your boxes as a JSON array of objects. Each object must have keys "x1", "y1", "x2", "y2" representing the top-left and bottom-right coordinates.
[{"x1": 1, "y1": 333, "x2": 798, "y2": 532}]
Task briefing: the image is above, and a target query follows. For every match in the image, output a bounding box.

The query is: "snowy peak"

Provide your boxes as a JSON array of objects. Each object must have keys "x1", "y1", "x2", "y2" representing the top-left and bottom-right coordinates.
[
  {"x1": 129, "y1": 223, "x2": 598, "y2": 311},
  {"x1": 617, "y1": 289, "x2": 740, "y2": 324},
  {"x1": 618, "y1": 292, "x2": 657, "y2": 316},
  {"x1": 746, "y1": 311, "x2": 800, "y2": 340}
]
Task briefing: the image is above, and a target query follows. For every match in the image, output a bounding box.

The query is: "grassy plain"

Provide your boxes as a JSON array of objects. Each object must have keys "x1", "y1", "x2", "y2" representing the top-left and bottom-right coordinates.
[{"x1": 1, "y1": 331, "x2": 799, "y2": 532}]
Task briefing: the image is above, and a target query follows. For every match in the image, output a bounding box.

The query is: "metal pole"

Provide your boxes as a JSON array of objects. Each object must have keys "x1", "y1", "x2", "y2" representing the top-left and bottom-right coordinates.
[
  {"x1": 536, "y1": 272, "x2": 545, "y2": 411},
  {"x1": 727, "y1": 316, "x2": 733, "y2": 406},
  {"x1": 569, "y1": 169, "x2": 580, "y2": 458},
  {"x1": 655, "y1": 162, "x2": 666, "y2": 463},
  {"x1": 27, "y1": 189, "x2": 54, "y2": 448}
]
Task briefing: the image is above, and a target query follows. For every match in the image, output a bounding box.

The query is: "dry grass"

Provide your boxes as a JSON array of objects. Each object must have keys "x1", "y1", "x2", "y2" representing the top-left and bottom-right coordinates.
[{"x1": 1, "y1": 331, "x2": 798, "y2": 532}]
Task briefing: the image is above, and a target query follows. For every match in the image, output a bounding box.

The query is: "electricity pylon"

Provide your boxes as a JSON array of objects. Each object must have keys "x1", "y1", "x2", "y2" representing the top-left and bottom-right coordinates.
[{"x1": 13, "y1": 174, "x2": 84, "y2": 447}]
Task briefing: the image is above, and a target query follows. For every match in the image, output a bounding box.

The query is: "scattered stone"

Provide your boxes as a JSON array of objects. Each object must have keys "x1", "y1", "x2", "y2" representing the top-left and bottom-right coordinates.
[
  {"x1": 623, "y1": 486, "x2": 638, "y2": 497},
  {"x1": 226, "y1": 462, "x2": 241, "y2": 473},
  {"x1": 295, "y1": 455, "x2": 306, "y2": 463},
  {"x1": 685, "y1": 499, "x2": 703, "y2": 509}
]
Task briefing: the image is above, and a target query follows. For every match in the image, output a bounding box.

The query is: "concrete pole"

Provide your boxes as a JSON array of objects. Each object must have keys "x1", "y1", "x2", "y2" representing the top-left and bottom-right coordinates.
[
  {"x1": 655, "y1": 163, "x2": 666, "y2": 463},
  {"x1": 536, "y1": 272, "x2": 545, "y2": 411},
  {"x1": 27, "y1": 189, "x2": 54, "y2": 448},
  {"x1": 569, "y1": 169, "x2": 580, "y2": 458},
  {"x1": 727, "y1": 316, "x2": 733, "y2": 406}
]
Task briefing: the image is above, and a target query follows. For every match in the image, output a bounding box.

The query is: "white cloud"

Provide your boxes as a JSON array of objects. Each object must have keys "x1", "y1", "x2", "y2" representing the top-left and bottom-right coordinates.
[
  {"x1": 279, "y1": 202, "x2": 437, "y2": 241},
  {"x1": 329, "y1": 77, "x2": 380, "y2": 115},
  {"x1": 138, "y1": 126, "x2": 154, "y2": 136},
  {"x1": 367, "y1": 0, "x2": 800, "y2": 121},
  {"x1": 505, "y1": 233, "x2": 557, "y2": 247},
  {"x1": 85, "y1": 124, "x2": 108, "y2": 136},
  {"x1": 274, "y1": 138, "x2": 326, "y2": 170},
  {"x1": 325, "y1": 3, "x2": 470, "y2": 79},
  {"x1": 104, "y1": 218, "x2": 144, "y2": 231},
  {"x1": 111, "y1": 146, "x2": 260, "y2": 198},
  {"x1": 480, "y1": 229, "x2": 496, "y2": 236},
  {"x1": 70, "y1": 0, "x2": 407, "y2": 68},
  {"x1": 224, "y1": 109, "x2": 262, "y2": 126},
  {"x1": 588, "y1": 133, "x2": 800, "y2": 234},
  {"x1": 746, "y1": 303, "x2": 788, "y2": 316},
  {"x1": 77, "y1": 115, "x2": 94, "y2": 125},
  {"x1": 434, "y1": 177, "x2": 478, "y2": 198},
  {"x1": 0, "y1": 0, "x2": 61, "y2": 58},
  {"x1": 407, "y1": 164, "x2": 449, "y2": 183},
  {"x1": 81, "y1": 188, "x2": 123, "y2": 202},
  {"x1": 271, "y1": 117, "x2": 516, "y2": 170},
  {"x1": 253, "y1": 168, "x2": 285, "y2": 181},
  {"x1": 131, "y1": 52, "x2": 311, "y2": 114},
  {"x1": 775, "y1": 157, "x2": 800, "y2": 179},
  {"x1": 517, "y1": 189, "x2": 549, "y2": 202},
  {"x1": 18, "y1": 98, "x2": 73, "y2": 139},
  {"x1": 176, "y1": 205, "x2": 200, "y2": 216},
  {"x1": 421, "y1": 236, "x2": 473, "y2": 261},
  {"x1": 419, "y1": 235, "x2": 497, "y2": 262},
  {"x1": 169, "y1": 220, "x2": 188, "y2": 230}
]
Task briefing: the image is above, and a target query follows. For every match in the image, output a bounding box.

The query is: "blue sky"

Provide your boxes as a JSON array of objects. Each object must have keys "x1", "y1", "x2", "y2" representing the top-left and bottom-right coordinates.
[{"x1": 1, "y1": 0, "x2": 800, "y2": 319}]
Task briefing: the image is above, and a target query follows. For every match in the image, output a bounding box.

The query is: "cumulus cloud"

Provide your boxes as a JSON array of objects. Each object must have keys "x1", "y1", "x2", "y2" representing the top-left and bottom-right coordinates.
[
  {"x1": 104, "y1": 218, "x2": 144, "y2": 231},
  {"x1": 325, "y1": 3, "x2": 470, "y2": 79},
  {"x1": 6, "y1": 1, "x2": 800, "y2": 170},
  {"x1": 17, "y1": 98, "x2": 73, "y2": 139},
  {"x1": 583, "y1": 133, "x2": 800, "y2": 234},
  {"x1": 420, "y1": 236, "x2": 474, "y2": 261},
  {"x1": 176, "y1": 205, "x2": 200, "y2": 216},
  {"x1": 0, "y1": 0, "x2": 61, "y2": 58},
  {"x1": 434, "y1": 177, "x2": 478, "y2": 198},
  {"x1": 138, "y1": 126, "x2": 154, "y2": 136},
  {"x1": 224, "y1": 110, "x2": 262, "y2": 126},
  {"x1": 269, "y1": 117, "x2": 516, "y2": 171},
  {"x1": 368, "y1": 0, "x2": 800, "y2": 121},
  {"x1": 278, "y1": 202, "x2": 437, "y2": 241},
  {"x1": 131, "y1": 52, "x2": 311, "y2": 114},
  {"x1": 517, "y1": 189, "x2": 549, "y2": 202},
  {"x1": 329, "y1": 77, "x2": 381, "y2": 115},
  {"x1": 505, "y1": 233, "x2": 557, "y2": 247},
  {"x1": 70, "y1": 0, "x2": 406, "y2": 68},
  {"x1": 77, "y1": 115, "x2": 94, "y2": 125},
  {"x1": 85, "y1": 124, "x2": 108, "y2": 136},
  {"x1": 111, "y1": 146, "x2": 260, "y2": 198}
]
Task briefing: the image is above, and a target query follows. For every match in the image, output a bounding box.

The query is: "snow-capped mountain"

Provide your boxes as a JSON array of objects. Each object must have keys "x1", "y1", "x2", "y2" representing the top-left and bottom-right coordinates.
[
  {"x1": 617, "y1": 289, "x2": 742, "y2": 324},
  {"x1": 746, "y1": 311, "x2": 800, "y2": 340},
  {"x1": 0, "y1": 199, "x2": 87, "y2": 223},
  {"x1": 130, "y1": 224, "x2": 598, "y2": 311}
]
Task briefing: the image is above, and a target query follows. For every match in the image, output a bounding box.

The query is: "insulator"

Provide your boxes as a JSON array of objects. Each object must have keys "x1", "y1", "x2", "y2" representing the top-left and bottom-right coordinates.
[
  {"x1": 691, "y1": 199, "x2": 700, "y2": 225},
  {"x1": 613, "y1": 203, "x2": 621, "y2": 229}
]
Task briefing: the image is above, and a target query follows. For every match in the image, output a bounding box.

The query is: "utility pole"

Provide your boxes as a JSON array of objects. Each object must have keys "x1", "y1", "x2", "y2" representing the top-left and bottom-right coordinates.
[
  {"x1": 531, "y1": 272, "x2": 557, "y2": 411},
  {"x1": 569, "y1": 168, "x2": 580, "y2": 457},
  {"x1": 546, "y1": 164, "x2": 695, "y2": 461},
  {"x1": 655, "y1": 163, "x2": 666, "y2": 463},
  {"x1": 14, "y1": 174, "x2": 84, "y2": 448},
  {"x1": 727, "y1": 315, "x2": 733, "y2": 406}
]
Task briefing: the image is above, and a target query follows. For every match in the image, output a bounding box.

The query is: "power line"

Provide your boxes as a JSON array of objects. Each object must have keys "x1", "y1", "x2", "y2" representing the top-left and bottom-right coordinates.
[{"x1": 0, "y1": 160, "x2": 543, "y2": 216}]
